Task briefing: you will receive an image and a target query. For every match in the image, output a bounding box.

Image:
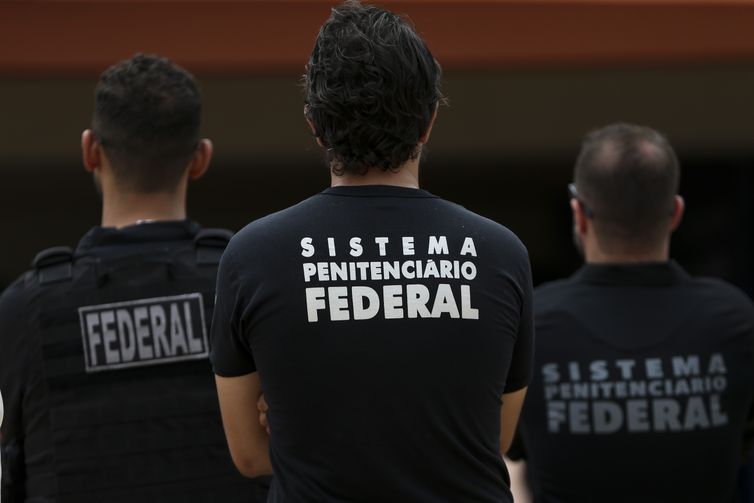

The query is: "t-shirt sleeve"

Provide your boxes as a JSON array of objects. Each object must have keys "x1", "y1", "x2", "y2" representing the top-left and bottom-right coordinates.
[
  {"x1": 209, "y1": 248, "x2": 257, "y2": 377},
  {"x1": 503, "y1": 249, "x2": 534, "y2": 393},
  {"x1": 0, "y1": 280, "x2": 26, "y2": 502},
  {"x1": 0, "y1": 277, "x2": 56, "y2": 499},
  {"x1": 0, "y1": 279, "x2": 29, "y2": 445},
  {"x1": 743, "y1": 293, "x2": 754, "y2": 456}
]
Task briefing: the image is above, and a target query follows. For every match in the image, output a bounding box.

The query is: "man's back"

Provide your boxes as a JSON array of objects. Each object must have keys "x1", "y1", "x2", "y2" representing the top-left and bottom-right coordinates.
[
  {"x1": 517, "y1": 262, "x2": 754, "y2": 502},
  {"x1": 211, "y1": 185, "x2": 533, "y2": 502},
  {"x1": 0, "y1": 221, "x2": 268, "y2": 502}
]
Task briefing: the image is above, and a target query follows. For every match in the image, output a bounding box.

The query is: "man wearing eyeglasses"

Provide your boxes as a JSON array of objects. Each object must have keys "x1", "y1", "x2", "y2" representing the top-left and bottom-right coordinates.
[{"x1": 509, "y1": 123, "x2": 754, "y2": 502}]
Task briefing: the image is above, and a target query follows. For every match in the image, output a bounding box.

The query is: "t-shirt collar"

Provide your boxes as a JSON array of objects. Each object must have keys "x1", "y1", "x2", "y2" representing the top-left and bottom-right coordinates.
[
  {"x1": 573, "y1": 260, "x2": 690, "y2": 287},
  {"x1": 321, "y1": 185, "x2": 437, "y2": 198},
  {"x1": 76, "y1": 219, "x2": 201, "y2": 252}
]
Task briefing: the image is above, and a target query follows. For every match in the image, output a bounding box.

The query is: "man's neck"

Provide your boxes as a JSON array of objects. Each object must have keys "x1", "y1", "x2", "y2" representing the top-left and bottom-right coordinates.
[
  {"x1": 101, "y1": 191, "x2": 187, "y2": 228},
  {"x1": 330, "y1": 158, "x2": 420, "y2": 188},
  {"x1": 584, "y1": 243, "x2": 670, "y2": 264}
]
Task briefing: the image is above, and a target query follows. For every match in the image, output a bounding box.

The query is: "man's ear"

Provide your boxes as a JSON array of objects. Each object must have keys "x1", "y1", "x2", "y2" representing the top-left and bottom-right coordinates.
[
  {"x1": 670, "y1": 195, "x2": 685, "y2": 232},
  {"x1": 304, "y1": 107, "x2": 325, "y2": 148},
  {"x1": 81, "y1": 129, "x2": 102, "y2": 173},
  {"x1": 419, "y1": 103, "x2": 439, "y2": 144},
  {"x1": 570, "y1": 198, "x2": 589, "y2": 236},
  {"x1": 187, "y1": 139, "x2": 212, "y2": 181}
]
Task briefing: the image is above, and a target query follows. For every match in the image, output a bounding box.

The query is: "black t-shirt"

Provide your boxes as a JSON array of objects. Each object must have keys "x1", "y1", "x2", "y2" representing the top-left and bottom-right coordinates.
[
  {"x1": 211, "y1": 185, "x2": 534, "y2": 502},
  {"x1": 0, "y1": 221, "x2": 269, "y2": 503},
  {"x1": 512, "y1": 261, "x2": 754, "y2": 503}
]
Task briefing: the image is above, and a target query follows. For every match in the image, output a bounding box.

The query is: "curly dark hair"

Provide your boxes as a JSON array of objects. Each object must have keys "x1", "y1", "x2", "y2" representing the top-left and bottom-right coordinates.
[
  {"x1": 92, "y1": 53, "x2": 201, "y2": 193},
  {"x1": 304, "y1": 1, "x2": 443, "y2": 176}
]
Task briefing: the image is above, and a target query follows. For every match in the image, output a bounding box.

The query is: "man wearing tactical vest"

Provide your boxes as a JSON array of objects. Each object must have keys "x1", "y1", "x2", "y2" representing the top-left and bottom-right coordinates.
[{"x1": 0, "y1": 54, "x2": 269, "y2": 502}]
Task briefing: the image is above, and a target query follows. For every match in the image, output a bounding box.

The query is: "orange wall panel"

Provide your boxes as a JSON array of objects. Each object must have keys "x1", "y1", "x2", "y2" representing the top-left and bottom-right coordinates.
[{"x1": 1, "y1": 1, "x2": 754, "y2": 75}]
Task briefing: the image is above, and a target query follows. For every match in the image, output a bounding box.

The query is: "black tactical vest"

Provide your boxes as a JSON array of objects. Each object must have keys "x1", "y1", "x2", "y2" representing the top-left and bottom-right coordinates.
[{"x1": 26, "y1": 228, "x2": 268, "y2": 503}]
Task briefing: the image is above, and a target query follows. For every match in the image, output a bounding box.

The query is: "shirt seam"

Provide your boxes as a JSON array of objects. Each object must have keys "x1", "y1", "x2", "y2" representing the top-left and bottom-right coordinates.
[{"x1": 319, "y1": 193, "x2": 438, "y2": 199}]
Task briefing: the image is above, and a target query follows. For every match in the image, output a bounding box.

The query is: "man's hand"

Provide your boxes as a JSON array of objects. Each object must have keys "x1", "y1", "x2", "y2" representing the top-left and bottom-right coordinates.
[{"x1": 257, "y1": 394, "x2": 270, "y2": 434}]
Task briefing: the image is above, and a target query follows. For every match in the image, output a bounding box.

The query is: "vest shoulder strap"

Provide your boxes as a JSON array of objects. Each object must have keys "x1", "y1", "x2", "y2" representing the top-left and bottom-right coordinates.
[
  {"x1": 32, "y1": 246, "x2": 74, "y2": 284},
  {"x1": 194, "y1": 228, "x2": 233, "y2": 265}
]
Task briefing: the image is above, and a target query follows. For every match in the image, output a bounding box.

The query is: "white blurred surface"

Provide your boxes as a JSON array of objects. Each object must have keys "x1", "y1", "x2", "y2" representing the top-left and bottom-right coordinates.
[{"x1": 505, "y1": 456, "x2": 531, "y2": 503}]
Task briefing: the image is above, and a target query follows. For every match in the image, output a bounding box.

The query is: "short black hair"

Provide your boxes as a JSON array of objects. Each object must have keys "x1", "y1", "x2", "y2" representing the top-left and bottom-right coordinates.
[
  {"x1": 304, "y1": 0, "x2": 442, "y2": 176},
  {"x1": 92, "y1": 53, "x2": 201, "y2": 193},
  {"x1": 574, "y1": 123, "x2": 680, "y2": 251}
]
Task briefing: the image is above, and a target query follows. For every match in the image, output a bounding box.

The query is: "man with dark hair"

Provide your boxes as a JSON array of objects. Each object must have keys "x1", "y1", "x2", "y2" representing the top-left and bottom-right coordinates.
[
  {"x1": 510, "y1": 123, "x2": 754, "y2": 502},
  {"x1": 91, "y1": 54, "x2": 204, "y2": 195},
  {"x1": 210, "y1": 2, "x2": 534, "y2": 502},
  {"x1": 0, "y1": 54, "x2": 268, "y2": 502},
  {"x1": 572, "y1": 124, "x2": 682, "y2": 257}
]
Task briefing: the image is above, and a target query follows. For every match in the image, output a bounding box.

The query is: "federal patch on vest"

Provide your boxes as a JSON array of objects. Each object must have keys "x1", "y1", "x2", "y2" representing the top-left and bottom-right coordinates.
[{"x1": 78, "y1": 293, "x2": 209, "y2": 373}]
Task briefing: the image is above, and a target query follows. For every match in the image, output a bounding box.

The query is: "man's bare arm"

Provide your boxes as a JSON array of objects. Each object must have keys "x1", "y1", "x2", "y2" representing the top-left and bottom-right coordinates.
[
  {"x1": 500, "y1": 387, "x2": 528, "y2": 455},
  {"x1": 215, "y1": 373, "x2": 272, "y2": 477}
]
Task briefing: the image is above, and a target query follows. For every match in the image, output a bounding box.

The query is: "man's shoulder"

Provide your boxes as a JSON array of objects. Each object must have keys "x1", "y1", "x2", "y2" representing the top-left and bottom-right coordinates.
[
  {"x1": 0, "y1": 273, "x2": 31, "y2": 309},
  {"x1": 1, "y1": 243, "x2": 86, "y2": 321},
  {"x1": 533, "y1": 268, "x2": 753, "y2": 324},
  {"x1": 431, "y1": 197, "x2": 529, "y2": 262},
  {"x1": 534, "y1": 277, "x2": 578, "y2": 310},
  {"x1": 436, "y1": 196, "x2": 521, "y2": 235},
  {"x1": 2, "y1": 225, "x2": 226, "y2": 304},
  {"x1": 0, "y1": 245, "x2": 77, "y2": 310},
  {"x1": 221, "y1": 196, "x2": 322, "y2": 269},
  {"x1": 682, "y1": 275, "x2": 754, "y2": 319},
  {"x1": 686, "y1": 274, "x2": 752, "y2": 303},
  {"x1": 0, "y1": 272, "x2": 34, "y2": 345},
  {"x1": 226, "y1": 191, "x2": 529, "y2": 265},
  {"x1": 233, "y1": 196, "x2": 319, "y2": 238}
]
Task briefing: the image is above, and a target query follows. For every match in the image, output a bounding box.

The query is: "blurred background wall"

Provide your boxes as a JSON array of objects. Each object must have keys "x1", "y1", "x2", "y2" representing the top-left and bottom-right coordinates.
[{"x1": 0, "y1": 0, "x2": 752, "y2": 294}]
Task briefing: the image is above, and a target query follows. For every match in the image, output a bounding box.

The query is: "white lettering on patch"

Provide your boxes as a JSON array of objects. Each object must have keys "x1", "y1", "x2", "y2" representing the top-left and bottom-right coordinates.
[{"x1": 78, "y1": 293, "x2": 208, "y2": 373}]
